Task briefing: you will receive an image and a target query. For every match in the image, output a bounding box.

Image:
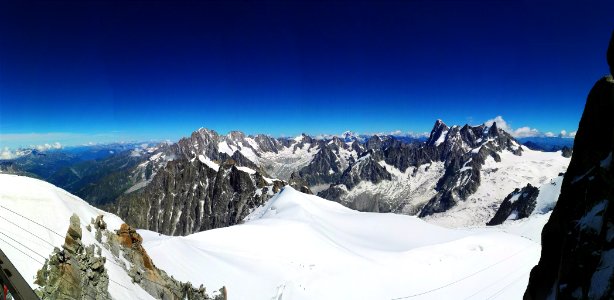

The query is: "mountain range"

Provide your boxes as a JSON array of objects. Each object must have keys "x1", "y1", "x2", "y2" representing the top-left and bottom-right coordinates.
[{"x1": 1, "y1": 121, "x2": 570, "y2": 236}]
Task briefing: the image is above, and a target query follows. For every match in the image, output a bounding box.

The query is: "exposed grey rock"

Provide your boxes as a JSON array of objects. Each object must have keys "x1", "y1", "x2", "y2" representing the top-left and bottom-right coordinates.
[
  {"x1": 288, "y1": 172, "x2": 313, "y2": 194},
  {"x1": 316, "y1": 118, "x2": 525, "y2": 215},
  {"x1": 418, "y1": 121, "x2": 522, "y2": 217},
  {"x1": 115, "y1": 156, "x2": 283, "y2": 236},
  {"x1": 108, "y1": 112, "x2": 527, "y2": 234},
  {"x1": 316, "y1": 150, "x2": 394, "y2": 212},
  {"x1": 253, "y1": 134, "x2": 283, "y2": 153},
  {"x1": 487, "y1": 183, "x2": 539, "y2": 226},
  {"x1": 35, "y1": 215, "x2": 112, "y2": 300},
  {"x1": 317, "y1": 185, "x2": 347, "y2": 201},
  {"x1": 339, "y1": 151, "x2": 392, "y2": 190},
  {"x1": 110, "y1": 223, "x2": 225, "y2": 300},
  {"x1": 298, "y1": 145, "x2": 343, "y2": 186},
  {"x1": 94, "y1": 215, "x2": 107, "y2": 230}
]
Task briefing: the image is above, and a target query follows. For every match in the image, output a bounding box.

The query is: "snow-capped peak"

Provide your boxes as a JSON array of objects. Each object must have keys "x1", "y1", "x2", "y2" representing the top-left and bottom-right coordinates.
[{"x1": 341, "y1": 130, "x2": 358, "y2": 142}]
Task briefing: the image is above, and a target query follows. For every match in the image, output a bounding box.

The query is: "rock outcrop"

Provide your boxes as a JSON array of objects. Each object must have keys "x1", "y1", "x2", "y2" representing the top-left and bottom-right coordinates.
[
  {"x1": 487, "y1": 183, "x2": 539, "y2": 226},
  {"x1": 561, "y1": 145, "x2": 573, "y2": 158},
  {"x1": 36, "y1": 213, "x2": 227, "y2": 300},
  {"x1": 107, "y1": 223, "x2": 225, "y2": 300},
  {"x1": 298, "y1": 144, "x2": 343, "y2": 186},
  {"x1": 35, "y1": 214, "x2": 112, "y2": 300},
  {"x1": 525, "y1": 31, "x2": 614, "y2": 299}
]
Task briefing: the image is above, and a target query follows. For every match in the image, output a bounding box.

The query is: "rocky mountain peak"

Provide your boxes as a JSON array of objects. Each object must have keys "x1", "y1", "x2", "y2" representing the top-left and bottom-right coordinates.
[
  {"x1": 195, "y1": 127, "x2": 219, "y2": 140},
  {"x1": 426, "y1": 119, "x2": 450, "y2": 146},
  {"x1": 294, "y1": 133, "x2": 313, "y2": 144},
  {"x1": 227, "y1": 130, "x2": 246, "y2": 142},
  {"x1": 487, "y1": 121, "x2": 499, "y2": 138},
  {"x1": 341, "y1": 131, "x2": 358, "y2": 142},
  {"x1": 365, "y1": 135, "x2": 382, "y2": 150},
  {"x1": 327, "y1": 136, "x2": 351, "y2": 150}
]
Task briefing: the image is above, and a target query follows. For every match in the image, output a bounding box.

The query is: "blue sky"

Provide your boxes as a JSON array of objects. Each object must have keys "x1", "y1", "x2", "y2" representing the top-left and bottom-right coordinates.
[{"x1": 1, "y1": 0, "x2": 613, "y2": 150}]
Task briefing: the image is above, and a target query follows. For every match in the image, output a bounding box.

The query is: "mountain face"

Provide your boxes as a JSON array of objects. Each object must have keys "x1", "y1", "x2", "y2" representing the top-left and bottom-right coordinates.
[
  {"x1": 318, "y1": 120, "x2": 525, "y2": 217},
  {"x1": 100, "y1": 117, "x2": 568, "y2": 235},
  {"x1": 525, "y1": 32, "x2": 614, "y2": 299},
  {"x1": 3, "y1": 115, "x2": 567, "y2": 236},
  {"x1": 487, "y1": 183, "x2": 539, "y2": 226},
  {"x1": 115, "y1": 156, "x2": 283, "y2": 236}
]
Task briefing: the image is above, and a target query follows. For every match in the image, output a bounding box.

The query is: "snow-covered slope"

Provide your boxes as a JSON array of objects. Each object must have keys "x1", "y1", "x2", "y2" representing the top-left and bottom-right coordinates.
[
  {"x1": 0, "y1": 174, "x2": 155, "y2": 299},
  {"x1": 423, "y1": 148, "x2": 569, "y2": 227},
  {"x1": 0, "y1": 173, "x2": 556, "y2": 299},
  {"x1": 141, "y1": 186, "x2": 545, "y2": 300}
]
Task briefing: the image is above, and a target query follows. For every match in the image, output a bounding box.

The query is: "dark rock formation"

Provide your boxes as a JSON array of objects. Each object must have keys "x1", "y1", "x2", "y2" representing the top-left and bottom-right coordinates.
[
  {"x1": 288, "y1": 172, "x2": 313, "y2": 194},
  {"x1": 525, "y1": 32, "x2": 614, "y2": 299},
  {"x1": 316, "y1": 151, "x2": 395, "y2": 212},
  {"x1": 317, "y1": 118, "x2": 525, "y2": 215},
  {"x1": 115, "y1": 157, "x2": 283, "y2": 236},
  {"x1": 561, "y1": 145, "x2": 573, "y2": 158},
  {"x1": 426, "y1": 120, "x2": 450, "y2": 146},
  {"x1": 487, "y1": 183, "x2": 539, "y2": 226},
  {"x1": 338, "y1": 151, "x2": 392, "y2": 190},
  {"x1": 298, "y1": 145, "x2": 343, "y2": 186},
  {"x1": 419, "y1": 121, "x2": 521, "y2": 217}
]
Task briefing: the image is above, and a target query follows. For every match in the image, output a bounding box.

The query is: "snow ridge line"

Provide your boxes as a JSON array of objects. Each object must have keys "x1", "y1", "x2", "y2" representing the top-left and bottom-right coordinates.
[
  {"x1": 252, "y1": 187, "x2": 285, "y2": 220},
  {"x1": 389, "y1": 244, "x2": 535, "y2": 299}
]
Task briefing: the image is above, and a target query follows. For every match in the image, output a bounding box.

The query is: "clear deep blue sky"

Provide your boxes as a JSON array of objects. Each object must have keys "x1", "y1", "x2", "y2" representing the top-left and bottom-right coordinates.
[{"x1": 0, "y1": 0, "x2": 613, "y2": 148}]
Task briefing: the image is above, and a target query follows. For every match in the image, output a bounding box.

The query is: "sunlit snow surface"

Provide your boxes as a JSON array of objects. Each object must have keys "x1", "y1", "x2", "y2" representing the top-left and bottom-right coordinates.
[
  {"x1": 0, "y1": 173, "x2": 555, "y2": 300},
  {"x1": 141, "y1": 187, "x2": 544, "y2": 300},
  {"x1": 424, "y1": 148, "x2": 569, "y2": 227}
]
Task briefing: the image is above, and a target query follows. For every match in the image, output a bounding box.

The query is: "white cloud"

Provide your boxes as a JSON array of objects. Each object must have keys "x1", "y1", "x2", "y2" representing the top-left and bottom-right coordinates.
[
  {"x1": 512, "y1": 127, "x2": 541, "y2": 138},
  {"x1": 558, "y1": 130, "x2": 576, "y2": 138},
  {"x1": 33, "y1": 142, "x2": 62, "y2": 151},
  {"x1": 365, "y1": 130, "x2": 430, "y2": 138},
  {"x1": 313, "y1": 130, "x2": 429, "y2": 140},
  {"x1": 0, "y1": 147, "x2": 17, "y2": 160},
  {"x1": 0, "y1": 142, "x2": 63, "y2": 160},
  {"x1": 484, "y1": 116, "x2": 576, "y2": 139},
  {"x1": 484, "y1": 116, "x2": 541, "y2": 138},
  {"x1": 484, "y1": 116, "x2": 512, "y2": 133}
]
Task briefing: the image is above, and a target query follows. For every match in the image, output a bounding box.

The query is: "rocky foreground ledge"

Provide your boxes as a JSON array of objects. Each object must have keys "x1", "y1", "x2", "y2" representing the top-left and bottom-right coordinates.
[{"x1": 34, "y1": 214, "x2": 227, "y2": 300}]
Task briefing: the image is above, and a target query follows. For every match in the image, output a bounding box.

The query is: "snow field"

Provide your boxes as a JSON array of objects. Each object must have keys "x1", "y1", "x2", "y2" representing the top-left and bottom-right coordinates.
[{"x1": 141, "y1": 187, "x2": 544, "y2": 300}]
